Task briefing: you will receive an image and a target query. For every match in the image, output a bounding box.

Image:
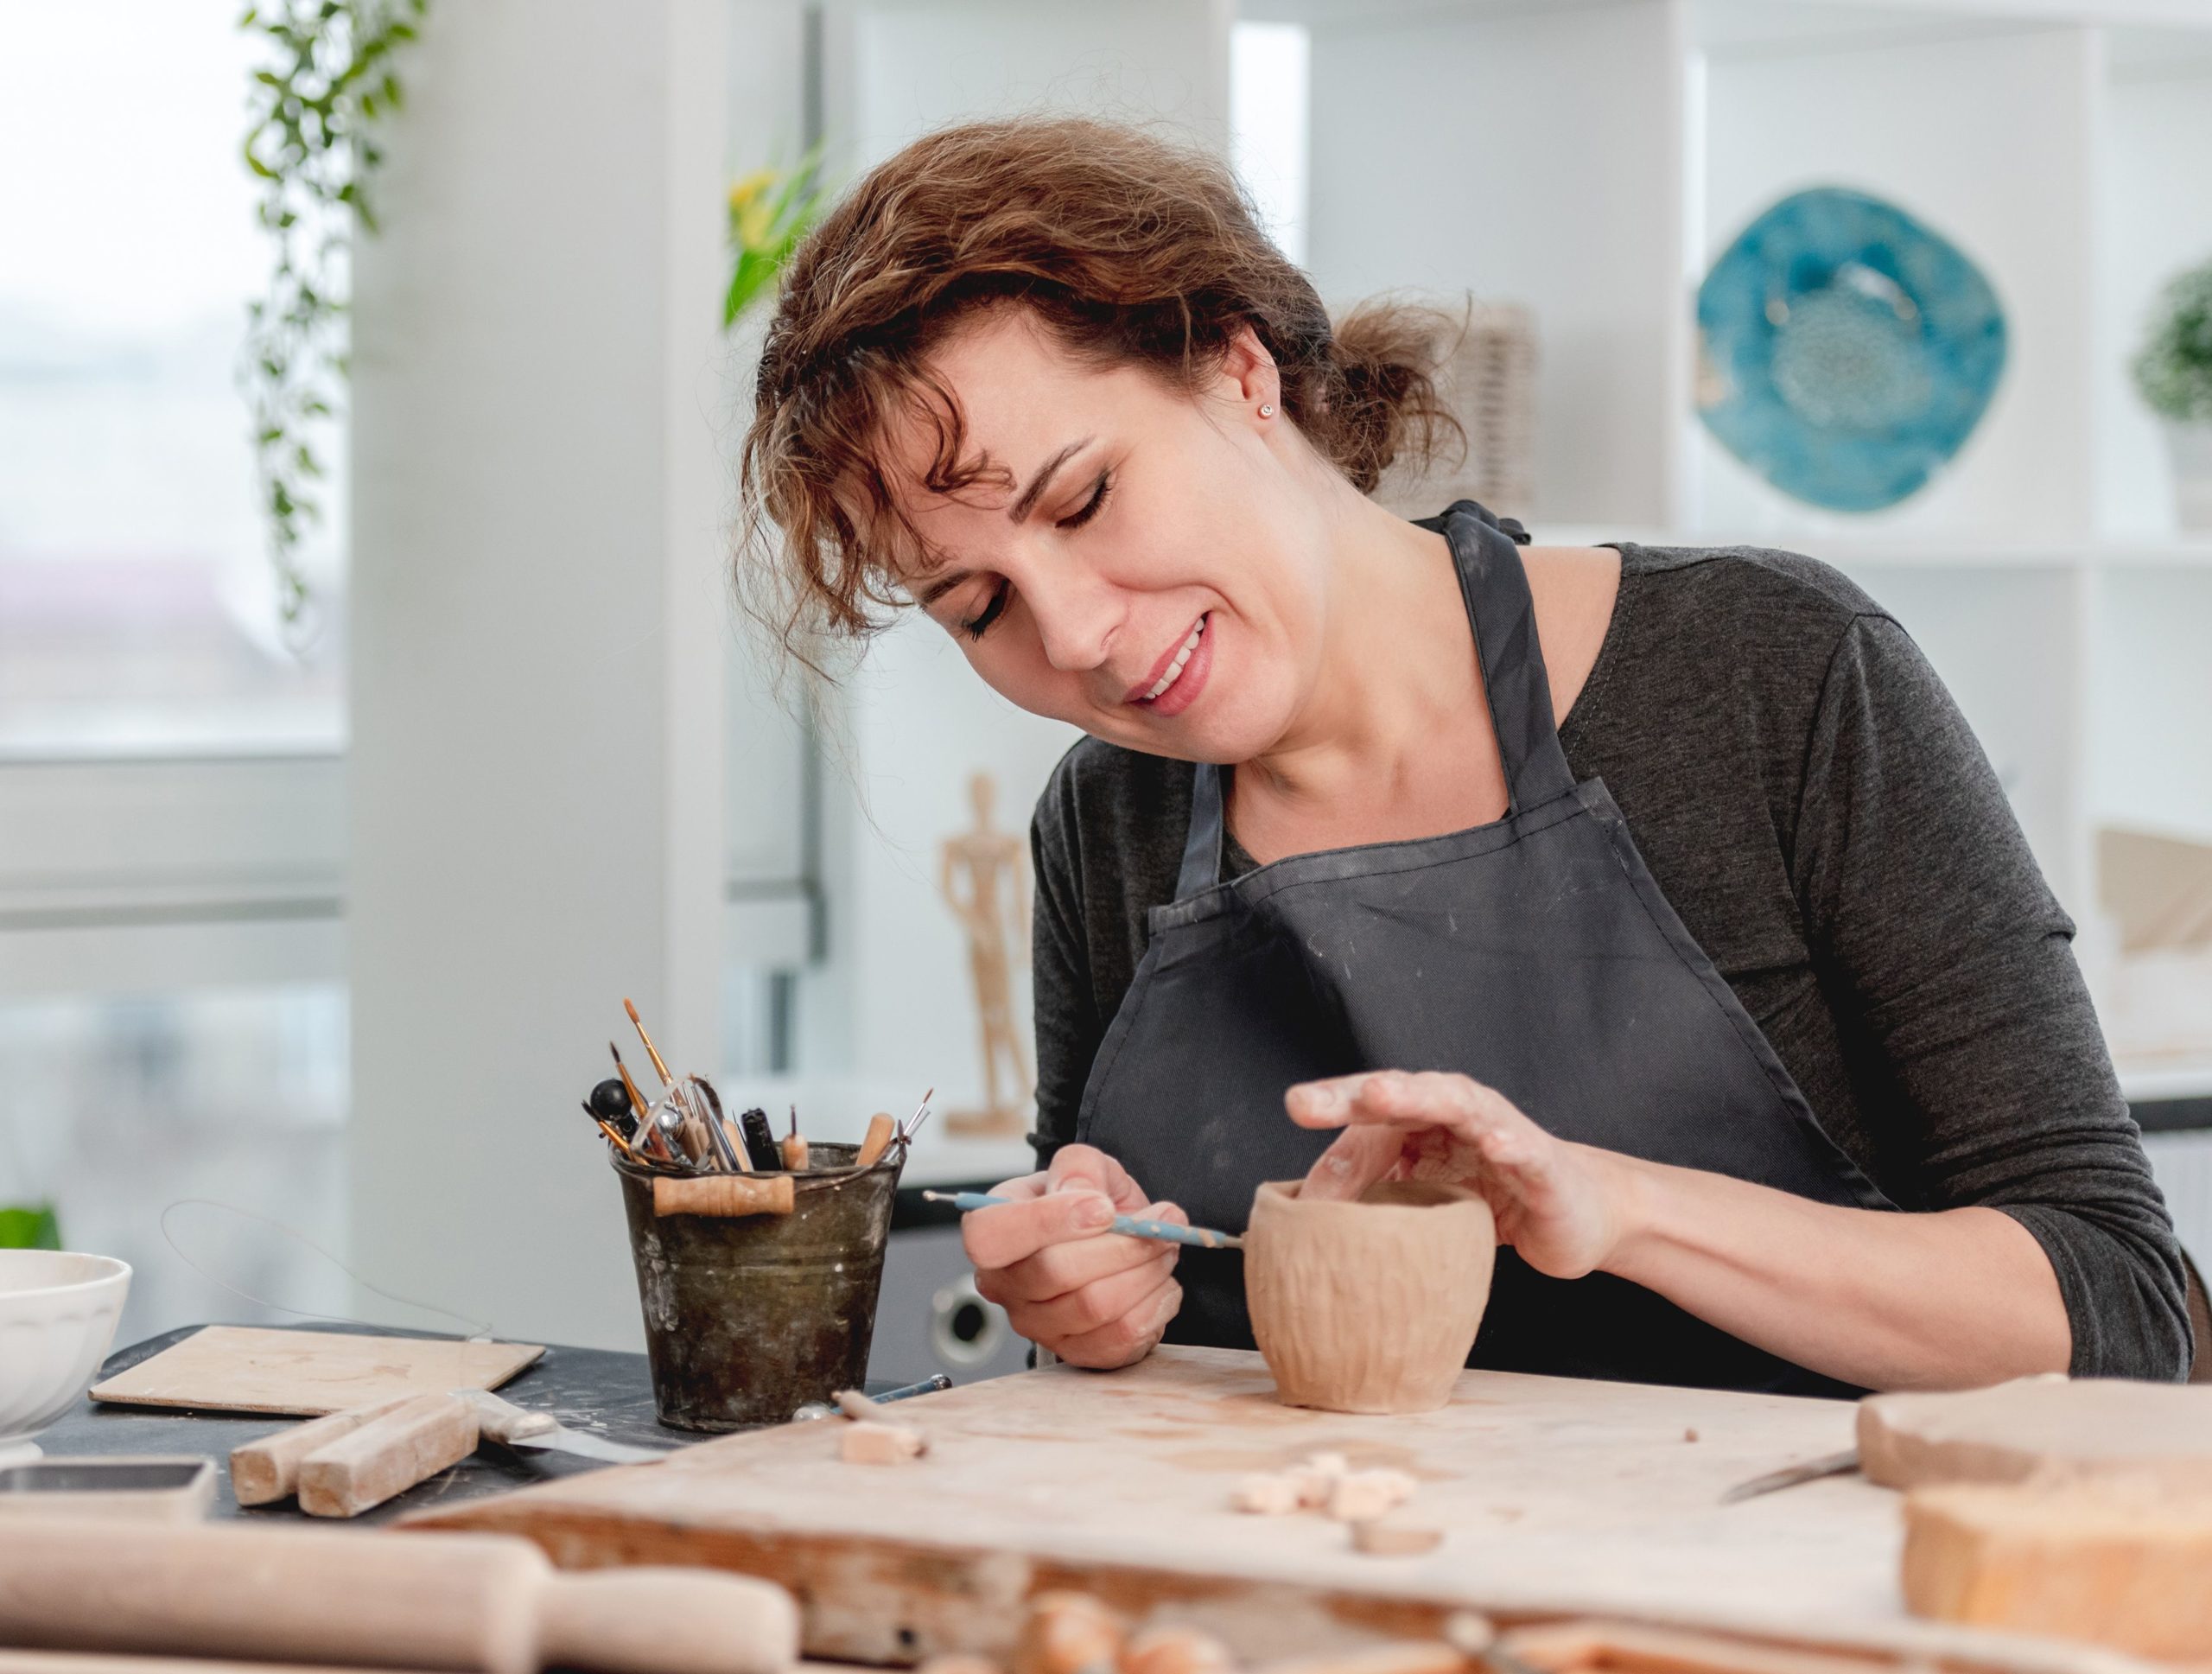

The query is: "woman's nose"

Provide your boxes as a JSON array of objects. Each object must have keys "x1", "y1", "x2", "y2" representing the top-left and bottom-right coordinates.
[{"x1": 1025, "y1": 568, "x2": 1121, "y2": 674}]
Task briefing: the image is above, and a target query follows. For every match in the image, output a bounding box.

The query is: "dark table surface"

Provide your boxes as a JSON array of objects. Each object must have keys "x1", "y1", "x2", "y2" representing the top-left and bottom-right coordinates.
[{"x1": 38, "y1": 1322, "x2": 713, "y2": 1524}]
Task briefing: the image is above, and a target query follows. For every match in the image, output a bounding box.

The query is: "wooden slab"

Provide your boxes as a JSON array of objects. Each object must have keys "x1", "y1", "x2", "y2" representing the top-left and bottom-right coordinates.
[
  {"x1": 403, "y1": 1346, "x2": 2092, "y2": 1671},
  {"x1": 89, "y1": 1327, "x2": 543, "y2": 1417},
  {"x1": 1903, "y1": 1480, "x2": 2212, "y2": 1660},
  {"x1": 1859, "y1": 1377, "x2": 2212, "y2": 1491}
]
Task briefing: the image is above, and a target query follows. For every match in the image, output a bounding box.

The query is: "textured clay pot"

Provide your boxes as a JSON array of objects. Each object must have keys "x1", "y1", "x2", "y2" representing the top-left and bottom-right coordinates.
[{"x1": 1243, "y1": 1178, "x2": 1496, "y2": 1414}]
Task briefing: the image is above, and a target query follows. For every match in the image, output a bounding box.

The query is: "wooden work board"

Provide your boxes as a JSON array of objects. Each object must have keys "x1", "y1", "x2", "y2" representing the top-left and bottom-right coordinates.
[{"x1": 404, "y1": 1347, "x2": 2125, "y2": 1674}]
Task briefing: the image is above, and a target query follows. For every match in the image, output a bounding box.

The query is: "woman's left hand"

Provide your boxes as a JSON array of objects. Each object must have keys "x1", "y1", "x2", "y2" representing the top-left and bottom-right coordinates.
[{"x1": 1286, "y1": 1070, "x2": 1637, "y2": 1280}]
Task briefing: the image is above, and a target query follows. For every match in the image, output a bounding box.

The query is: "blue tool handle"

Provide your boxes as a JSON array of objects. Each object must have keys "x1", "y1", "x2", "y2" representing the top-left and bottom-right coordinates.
[{"x1": 921, "y1": 1190, "x2": 1243, "y2": 1251}]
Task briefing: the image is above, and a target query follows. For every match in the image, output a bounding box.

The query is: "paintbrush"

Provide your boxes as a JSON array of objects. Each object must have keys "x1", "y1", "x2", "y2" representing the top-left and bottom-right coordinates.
[
  {"x1": 622, "y1": 996, "x2": 677, "y2": 1088},
  {"x1": 920, "y1": 1190, "x2": 1243, "y2": 1251}
]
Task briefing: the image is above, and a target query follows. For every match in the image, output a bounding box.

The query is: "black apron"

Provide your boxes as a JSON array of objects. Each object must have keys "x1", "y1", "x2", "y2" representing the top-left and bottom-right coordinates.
[{"x1": 1074, "y1": 499, "x2": 1895, "y2": 1397}]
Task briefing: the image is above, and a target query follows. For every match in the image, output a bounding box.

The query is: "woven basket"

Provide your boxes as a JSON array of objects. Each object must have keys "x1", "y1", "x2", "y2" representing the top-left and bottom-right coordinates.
[{"x1": 1363, "y1": 297, "x2": 1539, "y2": 524}]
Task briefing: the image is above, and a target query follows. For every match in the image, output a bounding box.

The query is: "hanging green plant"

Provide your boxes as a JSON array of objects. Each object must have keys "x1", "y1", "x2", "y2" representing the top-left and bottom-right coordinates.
[
  {"x1": 238, "y1": 0, "x2": 429, "y2": 631},
  {"x1": 726, "y1": 144, "x2": 833, "y2": 328}
]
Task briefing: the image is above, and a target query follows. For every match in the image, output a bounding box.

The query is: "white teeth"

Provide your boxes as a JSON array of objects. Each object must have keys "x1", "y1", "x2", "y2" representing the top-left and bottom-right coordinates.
[{"x1": 1143, "y1": 617, "x2": 1205, "y2": 702}]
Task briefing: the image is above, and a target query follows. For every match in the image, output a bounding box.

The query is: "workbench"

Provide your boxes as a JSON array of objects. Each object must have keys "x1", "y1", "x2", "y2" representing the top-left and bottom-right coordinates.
[{"x1": 405, "y1": 1346, "x2": 2139, "y2": 1674}]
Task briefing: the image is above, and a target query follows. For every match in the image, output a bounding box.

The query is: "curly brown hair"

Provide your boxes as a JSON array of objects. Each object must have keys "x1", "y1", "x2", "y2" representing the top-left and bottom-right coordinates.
[{"x1": 736, "y1": 113, "x2": 1466, "y2": 669}]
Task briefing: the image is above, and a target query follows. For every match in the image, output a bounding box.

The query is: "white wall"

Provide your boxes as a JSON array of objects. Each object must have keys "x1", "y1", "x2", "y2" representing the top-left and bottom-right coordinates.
[
  {"x1": 348, "y1": 0, "x2": 731, "y2": 1350},
  {"x1": 798, "y1": 1, "x2": 1232, "y2": 1111}
]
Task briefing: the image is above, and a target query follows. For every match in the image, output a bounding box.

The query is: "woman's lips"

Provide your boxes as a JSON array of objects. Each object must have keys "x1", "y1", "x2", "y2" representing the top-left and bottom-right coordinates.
[{"x1": 1128, "y1": 614, "x2": 1211, "y2": 718}]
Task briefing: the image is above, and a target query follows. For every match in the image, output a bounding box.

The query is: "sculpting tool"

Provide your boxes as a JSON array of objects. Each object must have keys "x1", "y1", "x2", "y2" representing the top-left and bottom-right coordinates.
[
  {"x1": 855, "y1": 1111, "x2": 897, "y2": 1168},
  {"x1": 791, "y1": 1374, "x2": 951, "y2": 1423},
  {"x1": 920, "y1": 1190, "x2": 1243, "y2": 1251},
  {"x1": 780, "y1": 1106, "x2": 809, "y2": 1173},
  {"x1": 1719, "y1": 1448, "x2": 1860, "y2": 1504}
]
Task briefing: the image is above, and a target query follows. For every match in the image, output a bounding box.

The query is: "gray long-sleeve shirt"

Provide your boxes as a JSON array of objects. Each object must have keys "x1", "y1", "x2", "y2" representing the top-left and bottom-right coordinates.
[{"x1": 1029, "y1": 538, "x2": 2194, "y2": 1381}]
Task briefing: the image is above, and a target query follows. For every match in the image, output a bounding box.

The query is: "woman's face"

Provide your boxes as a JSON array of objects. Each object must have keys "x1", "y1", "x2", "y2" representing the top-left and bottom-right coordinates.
[{"x1": 880, "y1": 308, "x2": 1335, "y2": 764}]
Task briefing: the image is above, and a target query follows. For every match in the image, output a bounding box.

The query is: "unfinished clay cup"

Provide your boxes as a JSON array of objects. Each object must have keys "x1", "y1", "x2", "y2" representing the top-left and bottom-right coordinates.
[{"x1": 1243, "y1": 1178, "x2": 1496, "y2": 1414}]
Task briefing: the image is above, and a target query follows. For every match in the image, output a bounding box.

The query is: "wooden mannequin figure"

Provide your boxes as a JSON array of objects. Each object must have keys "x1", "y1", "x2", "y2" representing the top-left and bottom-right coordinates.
[{"x1": 938, "y1": 771, "x2": 1034, "y2": 1137}]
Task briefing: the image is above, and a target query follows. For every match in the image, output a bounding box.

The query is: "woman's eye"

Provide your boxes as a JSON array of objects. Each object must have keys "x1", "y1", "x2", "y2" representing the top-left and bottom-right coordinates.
[
  {"x1": 1056, "y1": 468, "x2": 1114, "y2": 531},
  {"x1": 960, "y1": 582, "x2": 1010, "y2": 641}
]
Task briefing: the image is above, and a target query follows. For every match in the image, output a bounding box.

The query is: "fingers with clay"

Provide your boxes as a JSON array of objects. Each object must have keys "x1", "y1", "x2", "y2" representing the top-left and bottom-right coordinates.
[{"x1": 1286, "y1": 1069, "x2": 1624, "y2": 1280}]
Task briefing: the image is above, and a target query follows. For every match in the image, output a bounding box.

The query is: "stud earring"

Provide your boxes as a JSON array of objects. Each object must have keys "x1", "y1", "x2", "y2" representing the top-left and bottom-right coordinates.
[{"x1": 1259, "y1": 403, "x2": 1275, "y2": 417}]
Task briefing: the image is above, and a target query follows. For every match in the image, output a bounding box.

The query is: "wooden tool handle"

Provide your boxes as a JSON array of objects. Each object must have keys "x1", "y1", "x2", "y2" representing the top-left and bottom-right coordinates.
[
  {"x1": 538, "y1": 1569, "x2": 797, "y2": 1674},
  {"x1": 299, "y1": 1391, "x2": 476, "y2": 1518},
  {"x1": 229, "y1": 1394, "x2": 414, "y2": 1506},
  {"x1": 780, "y1": 1133, "x2": 809, "y2": 1171},
  {"x1": 0, "y1": 1522, "x2": 798, "y2": 1674},
  {"x1": 652, "y1": 1173, "x2": 796, "y2": 1219},
  {"x1": 855, "y1": 1112, "x2": 896, "y2": 1168}
]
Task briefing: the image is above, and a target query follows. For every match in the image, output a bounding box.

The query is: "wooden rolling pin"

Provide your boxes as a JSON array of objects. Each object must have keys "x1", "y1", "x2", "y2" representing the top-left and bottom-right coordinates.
[
  {"x1": 0, "y1": 1521, "x2": 798, "y2": 1674},
  {"x1": 653, "y1": 1174, "x2": 796, "y2": 1219}
]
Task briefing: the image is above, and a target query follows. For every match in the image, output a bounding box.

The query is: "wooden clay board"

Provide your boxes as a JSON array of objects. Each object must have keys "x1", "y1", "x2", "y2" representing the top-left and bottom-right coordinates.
[
  {"x1": 88, "y1": 1326, "x2": 543, "y2": 1416},
  {"x1": 1859, "y1": 1377, "x2": 2212, "y2": 1490},
  {"x1": 404, "y1": 1346, "x2": 2050, "y2": 1670}
]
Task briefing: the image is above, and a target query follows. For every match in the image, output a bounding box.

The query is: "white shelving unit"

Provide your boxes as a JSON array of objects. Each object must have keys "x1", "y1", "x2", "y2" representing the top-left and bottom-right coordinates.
[
  {"x1": 786, "y1": 0, "x2": 2212, "y2": 1112},
  {"x1": 1250, "y1": 0, "x2": 2212, "y2": 1087}
]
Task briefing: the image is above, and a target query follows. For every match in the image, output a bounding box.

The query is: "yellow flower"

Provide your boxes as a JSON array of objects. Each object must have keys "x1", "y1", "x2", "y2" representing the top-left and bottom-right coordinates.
[
  {"x1": 728, "y1": 169, "x2": 777, "y2": 218},
  {"x1": 739, "y1": 200, "x2": 773, "y2": 248}
]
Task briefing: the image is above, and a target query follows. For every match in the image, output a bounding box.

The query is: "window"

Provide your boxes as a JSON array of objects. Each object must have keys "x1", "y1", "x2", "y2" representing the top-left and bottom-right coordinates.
[{"x1": 0, "y1": 0, "x2": 344, "y2": 756}]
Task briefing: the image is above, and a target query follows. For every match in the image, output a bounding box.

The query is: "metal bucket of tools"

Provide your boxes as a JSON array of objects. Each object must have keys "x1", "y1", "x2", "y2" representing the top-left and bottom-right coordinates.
[{"x1": 612, "y1": 1142, "x2": 901, "y2": 1431}]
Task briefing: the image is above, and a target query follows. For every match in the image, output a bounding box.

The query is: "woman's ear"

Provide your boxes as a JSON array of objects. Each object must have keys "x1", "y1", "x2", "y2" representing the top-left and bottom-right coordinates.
[{"x1": 1217, "y1": 322, "x2": 1283, "y2": 421}]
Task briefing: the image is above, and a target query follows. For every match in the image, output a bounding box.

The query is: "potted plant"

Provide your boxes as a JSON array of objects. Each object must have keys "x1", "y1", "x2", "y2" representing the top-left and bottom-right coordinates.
[{"x1": 2132, "y1": 254, "x2": 2212, "y2": 532}]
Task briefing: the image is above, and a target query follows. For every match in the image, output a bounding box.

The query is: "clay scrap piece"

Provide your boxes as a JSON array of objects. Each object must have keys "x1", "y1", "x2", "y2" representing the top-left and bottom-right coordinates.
[
  {"x1": 1120, "y1": 1625, "x2": 1237, "y2": 1674},
  {"x1": 1014, "y1": 1591, "x2": 1123, "y2": 1674},
  {"x1": 1327, "y1": 1468, "x2": 1417, "y2": 1523},
  {"x1": 1233, "y1": 1473, "x2": 1301, "y2": 1515},
  {"x1": 1255, "y1": 1643, "x2": 1469, "y2": 1674},
  {"x1": 1351, "y1": 1519, "x2": 1445, "y2": 1556},
  {"x1": 1243, "y1": 1180, "x2": 1495, "y2": 1414},
  {"x1": 1860, "y1": 1375, "x2": 2212, "y2": 1490},
  {"x1": 1902, "y1": 1478, "x2": 2212, "y2": 1660},
  {"x1": 840, "y1": 1420, "x2": 927, "y2": 1465}
]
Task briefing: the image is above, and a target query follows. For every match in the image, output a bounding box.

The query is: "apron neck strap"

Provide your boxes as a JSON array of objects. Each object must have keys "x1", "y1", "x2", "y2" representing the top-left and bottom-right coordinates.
[
  {"x1": 1422, "y1": 499, "x2": 1575, "y2": 816},
  {"x1": 1176, "y1": 499, "x2": 1573, "y2": 895}
]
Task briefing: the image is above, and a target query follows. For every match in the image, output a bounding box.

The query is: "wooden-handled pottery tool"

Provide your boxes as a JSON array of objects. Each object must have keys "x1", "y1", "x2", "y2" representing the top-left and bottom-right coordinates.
[
  {"x1": 920, "y1": 1190, "x2": 1243, "y2": 1250},
  {"x1": 0, "y1": 1519, "x2": 798, "y2": 1674},
  {"x1": 456, "y1": 1390, "x2": 671, "y2": 1465},
  {"x1": 653, "y1": 1174, "x2": 796, "y2": 1219}
]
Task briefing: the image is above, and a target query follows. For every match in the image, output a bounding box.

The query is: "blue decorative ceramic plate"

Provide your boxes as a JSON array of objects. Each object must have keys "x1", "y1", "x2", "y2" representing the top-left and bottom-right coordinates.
[{"x1": 1696, "y1": 187, "x2": 2007, "y2": 512}]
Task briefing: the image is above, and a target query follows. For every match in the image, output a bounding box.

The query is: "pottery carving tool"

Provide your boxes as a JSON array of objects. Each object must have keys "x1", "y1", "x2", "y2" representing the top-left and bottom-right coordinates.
[
  {"x1": 231, "y1": 1396, "x2": 416, "y2": 1506},
  {"x1": 0, "y1": 1519, "x2": 798, "y2": 1674},
  {"x1": 1719, "y1": 1448, "x2": 1860, "y2": 1504},
  {"x1": 780, "y1": 1108, "x2": 808, "y2": 1173},
  {"x1": 790, "y1": 1374, "x2": 950, "y2": 1423},
  {"x1": 854, "y1": 1111, "x2": 897, "y2": 1168},
  {"x1": 456, "y1": 1390, "x2": 671, "y2": 1465},
  {"x1": 921, "y1": 1190, "x2": 1243, "y2": 1250},
  {"x1": 298, "y1": 1392, "x2": 477, "y2": 1518}
]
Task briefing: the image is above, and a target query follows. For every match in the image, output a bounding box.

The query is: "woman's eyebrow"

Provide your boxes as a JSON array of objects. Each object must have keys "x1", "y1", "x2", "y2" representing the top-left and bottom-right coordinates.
[
  {"x1": 915, "y1": 568, "x2": 975, "y2": 608},
  {"x1": 1006, "y1": 436, "x2": 1095, "y2": 523}
]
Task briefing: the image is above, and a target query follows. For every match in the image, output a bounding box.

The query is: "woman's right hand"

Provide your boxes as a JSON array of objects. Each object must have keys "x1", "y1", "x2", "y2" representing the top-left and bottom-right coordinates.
[{"x1": 960, "y1": 1143, "x2": 1185, "y2": 1369}]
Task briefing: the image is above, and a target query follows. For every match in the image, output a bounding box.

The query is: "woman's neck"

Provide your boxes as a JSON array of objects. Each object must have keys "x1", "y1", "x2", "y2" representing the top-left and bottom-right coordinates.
[{"x1": 1238, "y1": 491, "x2": 1497, "y2": 819}]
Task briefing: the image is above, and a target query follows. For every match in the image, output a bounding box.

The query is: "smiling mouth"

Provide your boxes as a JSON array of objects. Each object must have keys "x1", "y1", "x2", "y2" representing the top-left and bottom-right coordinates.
[{"x1": 1134, "y1": 615, "x2": 1207, "y2": 704}]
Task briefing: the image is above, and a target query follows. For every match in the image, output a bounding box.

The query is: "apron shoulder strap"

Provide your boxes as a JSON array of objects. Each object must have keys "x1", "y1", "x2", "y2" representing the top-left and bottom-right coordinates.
[
  {"x1": 1420, "y1": 499, "x2": 1576, "y2": 814},
  {"x1": 1178, "y1": 499, "x2": 1574, "y2": 894},
  {"x1": 1178, "y1": 759, "x2": 1227, "y2": 898}
]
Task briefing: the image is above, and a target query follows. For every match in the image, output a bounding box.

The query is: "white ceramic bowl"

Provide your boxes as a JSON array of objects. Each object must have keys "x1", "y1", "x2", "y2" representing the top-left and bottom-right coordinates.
[{"x1": 0, "y1": 1250, "x2": 131, "y2": 1463}]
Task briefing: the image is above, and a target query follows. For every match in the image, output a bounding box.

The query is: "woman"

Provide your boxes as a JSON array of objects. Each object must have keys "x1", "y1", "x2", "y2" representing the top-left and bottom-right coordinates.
[{"x1": 740, "y1": 117, "x2": 2192, "y2": 1394}]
